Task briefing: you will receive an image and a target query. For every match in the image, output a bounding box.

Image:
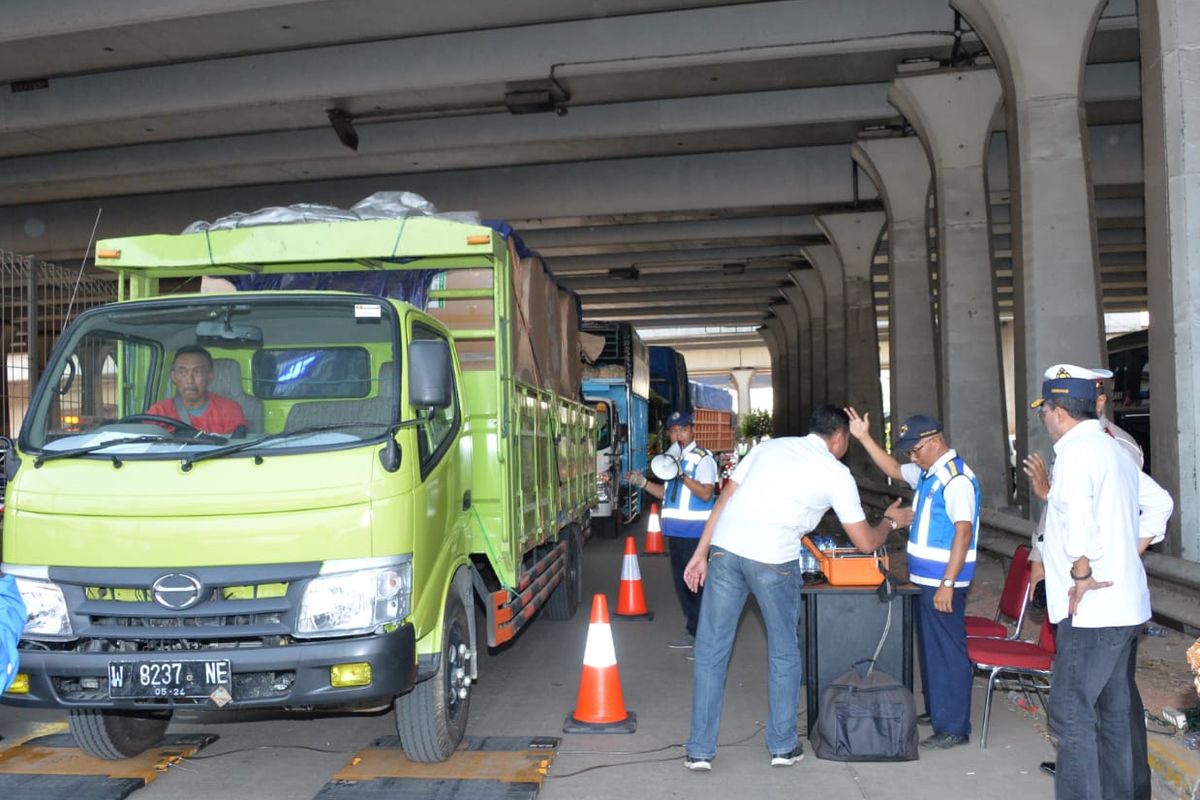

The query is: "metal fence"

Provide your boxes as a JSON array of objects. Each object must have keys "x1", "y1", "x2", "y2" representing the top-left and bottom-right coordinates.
[{"x1": 1, "y1": 250, "x2": 118, "y2": 439}]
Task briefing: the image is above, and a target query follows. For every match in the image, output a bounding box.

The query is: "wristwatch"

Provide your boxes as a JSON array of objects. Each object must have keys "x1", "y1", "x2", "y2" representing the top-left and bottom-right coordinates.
[{"x1": 939, "y1": 578, "x2": 955, "y2": 588}]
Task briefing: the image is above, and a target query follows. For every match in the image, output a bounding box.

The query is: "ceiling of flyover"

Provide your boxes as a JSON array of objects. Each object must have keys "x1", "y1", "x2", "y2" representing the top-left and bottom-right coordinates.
[{"x1": 0, "y1": 0, "x2": 1146, "y2": 349}]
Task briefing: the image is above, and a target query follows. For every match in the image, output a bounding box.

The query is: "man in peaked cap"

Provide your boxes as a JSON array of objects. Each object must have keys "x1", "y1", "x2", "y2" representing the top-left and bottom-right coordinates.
[
  {"x1": 1029, "y1": 371, "x2": 1170, "y2": 800},
  {"x1": 846, "y1": 408, "x2": 980, "y2": 749},
  {"x1": 1023, "y1": 364, "x2": 1171, "y2": 797},
  {"x1": 626, "y1": 411, "x2": 718, "y2": 650}
]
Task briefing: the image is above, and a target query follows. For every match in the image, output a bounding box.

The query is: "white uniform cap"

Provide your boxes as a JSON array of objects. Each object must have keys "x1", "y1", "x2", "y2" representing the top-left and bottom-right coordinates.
[{"x1": 1042, "y1": 363, "x2": 1114, "y2": 381}]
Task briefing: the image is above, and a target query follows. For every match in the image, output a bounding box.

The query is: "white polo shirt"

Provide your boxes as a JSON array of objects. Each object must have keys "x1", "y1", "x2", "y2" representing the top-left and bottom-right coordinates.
[
  {"x1": 1042, "y1": 419, "x2": 1152, "y2": 628},
  {"x1": 711, "y1": 435, "x2": 866, "y2": 564}
]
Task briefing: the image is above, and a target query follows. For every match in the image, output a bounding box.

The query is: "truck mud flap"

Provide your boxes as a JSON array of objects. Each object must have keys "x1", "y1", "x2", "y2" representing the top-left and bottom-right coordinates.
[
  {"x1": 0, "y1": 731, "x2": 218, "y2": 800},
  {"x1": 313, "y1": 735, "x2": 558, "y2": 800},
  {"x1": 476, "y1": 540, "x2": 567, "y2": 647}
]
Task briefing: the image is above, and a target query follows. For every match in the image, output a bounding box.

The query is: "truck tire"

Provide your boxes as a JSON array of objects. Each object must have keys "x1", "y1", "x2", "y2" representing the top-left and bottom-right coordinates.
[
  {"x1": 396, "y1": 591, "x2": 471, "y2": 762},
  {"x1": 545, "y1": 528, "x2": 582, "y2": 621},
  {"x1": 68, "y1": 708, "x2": 172, "y2": 760}
]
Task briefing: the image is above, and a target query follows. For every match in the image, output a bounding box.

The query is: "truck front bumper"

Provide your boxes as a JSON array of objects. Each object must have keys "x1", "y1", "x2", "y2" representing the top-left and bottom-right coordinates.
[{"x1": 3, "y1": 623, "x2": 416, "y2": 710}]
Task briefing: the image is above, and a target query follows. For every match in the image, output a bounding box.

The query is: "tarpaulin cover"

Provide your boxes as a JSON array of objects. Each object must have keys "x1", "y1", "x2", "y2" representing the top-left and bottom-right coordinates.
[{"x1": 689, "y1": 380, "x2": 734, "y2": 412}]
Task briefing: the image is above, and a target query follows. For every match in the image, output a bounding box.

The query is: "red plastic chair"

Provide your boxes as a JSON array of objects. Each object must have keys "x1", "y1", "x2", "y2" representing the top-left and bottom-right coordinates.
[
  {"x1": 965, "y1": 544, "x2": 1032, "y2": 640},
  {"x1": 967, "y1": 617, "x2": 1056, "y2": 748}
]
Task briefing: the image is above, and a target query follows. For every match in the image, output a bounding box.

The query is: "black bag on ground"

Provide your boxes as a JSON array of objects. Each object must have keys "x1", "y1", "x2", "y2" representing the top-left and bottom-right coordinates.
[{"x1": 811, "y1": 660, "x2": 919, "y2": 762}]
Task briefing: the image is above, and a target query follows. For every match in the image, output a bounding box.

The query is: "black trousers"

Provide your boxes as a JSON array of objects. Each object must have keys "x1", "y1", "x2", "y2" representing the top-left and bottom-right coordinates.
[{"x1": 666, "y1": 535, "x2": 703, "y2": 636}]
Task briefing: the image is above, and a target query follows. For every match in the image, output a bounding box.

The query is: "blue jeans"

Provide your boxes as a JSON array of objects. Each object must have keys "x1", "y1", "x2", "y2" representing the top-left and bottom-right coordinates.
[
  {"x1": 914, "y1": 585, "x2": 972, "y2": 737},
  {"x1": 687, "y1": 546, "x2": 803, "y2": 759},
  {"x1": 1049, "y1": 617, "x2": 1141, "y2": 800}
]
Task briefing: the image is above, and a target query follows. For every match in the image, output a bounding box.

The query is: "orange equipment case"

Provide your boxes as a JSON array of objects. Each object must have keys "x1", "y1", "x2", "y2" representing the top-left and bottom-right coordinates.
[{"x1": 802, "y1": 536, "x2": 889, "y2": 587}]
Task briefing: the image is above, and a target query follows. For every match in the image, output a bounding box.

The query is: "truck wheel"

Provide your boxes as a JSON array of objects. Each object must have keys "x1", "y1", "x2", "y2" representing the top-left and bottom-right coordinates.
[
  {"x1": 396, "y1": 592, "x2": 471, "y2": 762},
  {"x1": 545, "y1": 528, "x2": 582, "y2": 620},
  {"x1": 68, "y1": 708, "x2": 172, "y2": 760}
]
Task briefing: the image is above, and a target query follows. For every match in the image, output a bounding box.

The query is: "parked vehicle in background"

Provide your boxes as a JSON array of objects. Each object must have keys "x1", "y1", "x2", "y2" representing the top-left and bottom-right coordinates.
[
  {"x1": 581, "y1": 321, "x2": 649, "y2": 535},
  {"x1": 689, "y1": 380, "x2": 735, "y2": 454},
  {"x1": 648, "y1": 345, "x2": 691, "y2": 451},
  {"x1": 0, "y1": 198, "x2": 595, "y2": 763},
  {"x1": 1107, "y1": 329, "x2": 1151, "y2": 471}
]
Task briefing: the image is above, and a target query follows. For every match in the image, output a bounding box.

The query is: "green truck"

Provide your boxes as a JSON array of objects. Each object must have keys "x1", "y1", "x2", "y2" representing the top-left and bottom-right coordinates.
[{"x1": 0, "y1": 213, "x2": 596, "y2": 762}]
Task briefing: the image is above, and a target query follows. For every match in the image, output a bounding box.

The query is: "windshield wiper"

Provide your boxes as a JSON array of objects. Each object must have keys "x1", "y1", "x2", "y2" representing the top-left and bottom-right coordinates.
[
  {"x1": 34, "y1": 434, "x2": 219, "y2": 467},
  {"x1": 180, "y1": 422, "x2": 391, "y2": 470}
]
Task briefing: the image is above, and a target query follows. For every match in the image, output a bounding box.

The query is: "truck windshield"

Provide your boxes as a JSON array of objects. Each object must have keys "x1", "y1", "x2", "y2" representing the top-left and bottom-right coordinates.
[{"x1": 21, "y1": 295, "x2": 399, "y2": 458}]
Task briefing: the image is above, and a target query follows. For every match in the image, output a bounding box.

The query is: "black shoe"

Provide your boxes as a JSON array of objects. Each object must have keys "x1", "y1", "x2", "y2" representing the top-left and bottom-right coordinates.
[
  {"x1": 916, "y1": 712, "x2": 932, "y2": 727},
  {"x1": 920, "y1": 732, "x2": 970, "y2": 750},
  {"x1": 1040, "y1": 761, "x2": 1056, "y2": 776}
]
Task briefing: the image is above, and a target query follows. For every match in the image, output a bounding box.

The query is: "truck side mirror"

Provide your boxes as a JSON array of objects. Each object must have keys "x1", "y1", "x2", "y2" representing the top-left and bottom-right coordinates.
[
  {"x1": 616, "y1": 423, "x2": 627, "y2": 444},
  {"x1": 0, "y1": 435, "x2": 19, "y2": 482},
  {"x1": 408, "y1": 339, "x2": 453, "y2": 409}
]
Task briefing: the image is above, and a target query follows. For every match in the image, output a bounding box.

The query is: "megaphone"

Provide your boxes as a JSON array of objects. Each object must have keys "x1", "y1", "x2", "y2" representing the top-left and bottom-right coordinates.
[{"x1": 650, "y1": 454, "x2": 679, "y2": 482}]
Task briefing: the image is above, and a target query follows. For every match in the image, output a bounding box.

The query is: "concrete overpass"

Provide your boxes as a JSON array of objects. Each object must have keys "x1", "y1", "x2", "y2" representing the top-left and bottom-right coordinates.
[{"x1": 1, "y1": 0, "x2": 1198, "y2": 560}]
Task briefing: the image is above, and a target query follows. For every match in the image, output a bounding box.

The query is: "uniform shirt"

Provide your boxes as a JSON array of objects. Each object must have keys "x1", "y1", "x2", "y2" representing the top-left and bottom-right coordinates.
[
  {"x1": 147, "y1": 393, "x2": 247, "y2": 435},
  {"x1": 1042, "y1": 419, "x2": 1153, "y2": 627},
  {"x1": 900, "y1": 450, "x2": 979, "y2": 588},
  {"x1": 660, "y1": 441, "x2": 718, "y2": 539},
  {"x1": 1100, "y1": 413, "x2": 1144, "y2": 469},
  {"x1": 711, "y1": 435, "x2": 865, "y2": 564}
]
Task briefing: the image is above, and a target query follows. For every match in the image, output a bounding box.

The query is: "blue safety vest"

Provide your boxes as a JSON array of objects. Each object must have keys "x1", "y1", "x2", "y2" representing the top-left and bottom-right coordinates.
[
  {"x1": 907, "y1": 456, "x2": 981, "y2": 588},
  {"x1": 0, "y1": 575, "x2": 26, "y2": 693},
  {"x1": 660, "y1": 443, "x2": 717, "y2": 539}
]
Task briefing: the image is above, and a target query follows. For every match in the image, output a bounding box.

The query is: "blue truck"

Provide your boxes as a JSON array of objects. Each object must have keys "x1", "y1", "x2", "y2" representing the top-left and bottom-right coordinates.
[{"x1": 582, "y1": 321, "x2": 649, "y2": 537}]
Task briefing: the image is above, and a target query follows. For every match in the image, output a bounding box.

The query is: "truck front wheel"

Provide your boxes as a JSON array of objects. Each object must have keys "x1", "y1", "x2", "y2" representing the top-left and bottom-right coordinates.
[
  {"x1": 396, "y1": 592, "x2": 471, "y2": 761},
  {"x1": 68, "y1": 708, "x2": 172, "y2": 760}
]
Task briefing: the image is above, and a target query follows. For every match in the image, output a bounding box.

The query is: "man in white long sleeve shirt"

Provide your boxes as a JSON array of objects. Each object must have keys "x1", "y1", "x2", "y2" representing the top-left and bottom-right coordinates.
[{"x1": 1031, "y1": 373, "x2": 1172, "y2": 800}]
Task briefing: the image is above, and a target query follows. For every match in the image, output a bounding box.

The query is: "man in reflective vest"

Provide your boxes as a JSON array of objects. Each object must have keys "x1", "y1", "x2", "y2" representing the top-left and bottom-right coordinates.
[
  {"x1": 847, "y1": 408, "x2": 980, "y2": 749},
  {"x1": 627, "y1": 411, "x2": 717, "y2": 649}
]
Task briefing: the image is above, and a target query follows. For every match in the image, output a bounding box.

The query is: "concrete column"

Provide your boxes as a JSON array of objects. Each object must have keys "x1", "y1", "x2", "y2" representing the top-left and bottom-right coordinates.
[
  {"x1": 801, "y1": 244, "x2": 847, "y2": 405},
  {"x1": 790, "y1": 269, "x2": 828, "y2": 408},
  {"x1": 816, "y1": 212, "x2": 887, "y2": 473},
  {"x1": 953, "y1": 0, "x2": 1108, "y2": 507},
  {"x1": 774, "y1": 302, "x2": 805, "y2": 435},
  {"x1": 780, "y1": 285, "x2": 814, "y2": 422},
  {"x1": 760, "y1": 318, "x2": 787, "y2": 437},
  {"x1": 890, "y1": 69, "x2": 1010, "y2": 508},
  {"x1": 1140, "y1": 0, "x2": 1200, "y2": 560},
  {"x1": 730, "y1": 367, "x2": 756, "y2": 418},
  {"x1": 851, "y1": 137, "x2": 940, "y2": 428}
]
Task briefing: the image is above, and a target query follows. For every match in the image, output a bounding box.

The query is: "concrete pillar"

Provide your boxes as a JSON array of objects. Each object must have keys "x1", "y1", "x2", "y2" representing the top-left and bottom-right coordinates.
[
  {"x1": 953, "y1": 0, "x2": 1108, "y2": 507},
  {"x1": 816, "y1": 212, "x2": 887, "y2": 474},
  {"x1": 780, "y1": 285, "x2": 814, "y2": 422},
  {"x1": 730, "y1": 367, "x2": 756, "y2": 418},
  {"x1": 851, "y1": 137, "x2": 940, "y2": 429},
  {"x1": 1140, "y1": 0, "x2": 1200, "y2": 560},
  {"x1": 889, "y1": 69, "x2": 1010, "y2": 508},
  {"x1": 790, "y1": 269, "x2": 828, "y2": 409},
  {"x1": 774, "y1": 302, "x2": 805, "y2": 435},
  {"x1": 760, "y1": 318, "x2": 787, "y2": 437},
  {"x1": 801, "y1": 244, "x2": 847, "y2": 405}
]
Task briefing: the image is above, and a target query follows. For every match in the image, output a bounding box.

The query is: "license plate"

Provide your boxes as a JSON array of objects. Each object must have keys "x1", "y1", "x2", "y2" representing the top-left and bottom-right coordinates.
[{"x1": 108, "y1": 659, "x2": 232, "y2": 699}]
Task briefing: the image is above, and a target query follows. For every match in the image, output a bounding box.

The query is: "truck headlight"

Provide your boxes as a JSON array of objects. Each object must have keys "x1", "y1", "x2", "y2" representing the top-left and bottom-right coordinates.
[
  {"x1": 296, "y1": 557, "x2": 411, "y2": 639},
  {"x1": 596, "y1": 479, "x2": 611, "y2": 502},
  {"x1": 15, "y1": 577, "x2": 73, "y2": 639}
]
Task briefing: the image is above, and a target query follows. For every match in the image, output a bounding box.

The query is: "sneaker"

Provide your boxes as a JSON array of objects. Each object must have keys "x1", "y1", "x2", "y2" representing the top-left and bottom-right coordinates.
[
  {"x1": 919, "y1": 732, "x2": 969, "y2": 750},
  {"x1": 684, "y1": 755, "x2": 712, "y2": 771},
  {"x1": 916, "y1": 712, "x2": 933, "y2": 727},
  {"x1": 770, "y1": 744, "x2": 805, "y2": 766},
  {"x1": 667, "y1": 632, "x2": 695, "y2": 649}
]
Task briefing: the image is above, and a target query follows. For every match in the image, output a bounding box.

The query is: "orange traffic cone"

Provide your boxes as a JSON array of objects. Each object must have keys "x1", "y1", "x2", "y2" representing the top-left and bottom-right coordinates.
[
  {"x1": 563, "y1": 594, "x2": 637, "y2": 733},
  {"x1": 643, "y1": 503, "x2": 666, "y2": 556},
  {"x1": 614, "y1": 536, "x2": 654, "y2": 621}
]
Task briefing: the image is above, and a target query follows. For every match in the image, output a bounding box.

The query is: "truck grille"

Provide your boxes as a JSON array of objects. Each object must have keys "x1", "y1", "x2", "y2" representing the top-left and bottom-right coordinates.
[{"x1": 51, "y1": 564, "x2": 320, "y2": 644}]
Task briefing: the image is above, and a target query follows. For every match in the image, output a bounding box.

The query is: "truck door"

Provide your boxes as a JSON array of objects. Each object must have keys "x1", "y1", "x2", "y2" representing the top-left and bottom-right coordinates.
[{"x1": 410, "y1": 323, "x2": 464, "y2": 609}]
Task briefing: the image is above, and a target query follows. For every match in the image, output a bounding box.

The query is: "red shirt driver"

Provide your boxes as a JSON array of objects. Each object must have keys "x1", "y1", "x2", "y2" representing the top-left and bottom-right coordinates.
[{"x1": 147, "y1": 345, "x2": 247, "y2": 435}]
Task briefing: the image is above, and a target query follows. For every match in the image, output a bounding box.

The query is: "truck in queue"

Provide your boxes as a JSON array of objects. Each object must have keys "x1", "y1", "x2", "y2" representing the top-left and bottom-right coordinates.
[
  {"x1": 580, "y1": 321, "x2": 649, "y2": 537},
  {"x1": 0, "y1": 206, "x2": 596, "y2": 762}
]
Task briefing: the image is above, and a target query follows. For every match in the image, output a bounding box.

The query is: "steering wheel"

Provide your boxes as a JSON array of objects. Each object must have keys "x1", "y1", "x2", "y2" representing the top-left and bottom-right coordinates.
[{"x1": 115, "y1": 413, "x2": 202, "y2": 436}]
